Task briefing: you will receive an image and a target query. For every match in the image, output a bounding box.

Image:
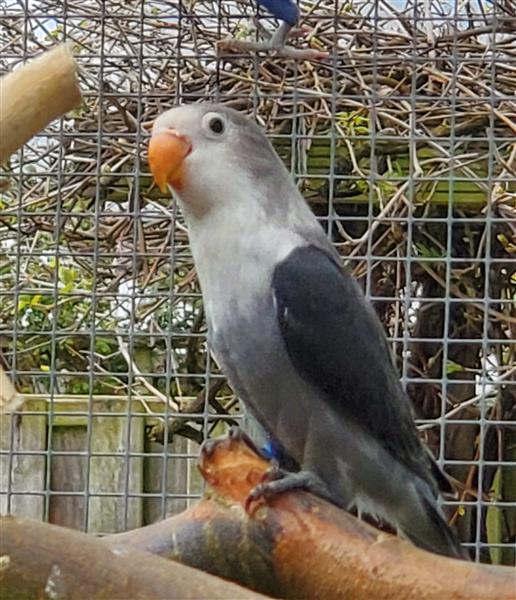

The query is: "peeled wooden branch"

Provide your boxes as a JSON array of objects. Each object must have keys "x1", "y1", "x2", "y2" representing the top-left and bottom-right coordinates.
[
  {"x1": 0, "y1": 515, "x2": 270, "y2": 600},
  {"x1": 0, "y1": 365, "x2": 25, "y2": 413},
  {"x1": 0, "y1": 44, "x2": 82, "y2": 163},
  {"x1": 109, "y1": 431, "x2": 515, "y2": 600}
]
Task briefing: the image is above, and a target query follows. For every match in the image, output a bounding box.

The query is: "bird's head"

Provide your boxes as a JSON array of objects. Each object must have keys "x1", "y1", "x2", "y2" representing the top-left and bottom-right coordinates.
[{"x1": 148, "y1": 103, "x2": 290, "y2": 219}]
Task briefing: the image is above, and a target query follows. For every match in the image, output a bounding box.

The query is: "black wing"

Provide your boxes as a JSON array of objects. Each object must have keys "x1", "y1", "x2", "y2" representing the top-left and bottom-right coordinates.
[{"x1": 272, "y1": 244, "x2": 434, "y2": 486}]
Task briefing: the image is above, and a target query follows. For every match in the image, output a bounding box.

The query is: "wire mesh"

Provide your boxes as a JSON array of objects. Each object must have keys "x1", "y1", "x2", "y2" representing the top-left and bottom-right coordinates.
[{"x1": 0, "y1": 0, "x2": 515, "y2": 564}]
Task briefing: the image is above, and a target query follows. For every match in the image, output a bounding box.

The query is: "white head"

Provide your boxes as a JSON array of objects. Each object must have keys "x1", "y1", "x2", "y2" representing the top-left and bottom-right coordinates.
[
  {"x1": 148, "y1": 103, "x2": 307, "y2": 224},
  {"x1": 147, "y1": 102, "x2": 332, "y2": 312}
]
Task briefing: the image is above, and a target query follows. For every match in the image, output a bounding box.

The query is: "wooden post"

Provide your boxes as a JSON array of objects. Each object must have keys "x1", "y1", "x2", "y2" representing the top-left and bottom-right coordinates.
[
  {"x1": 143, "y1": 435, "x2": 189, "y2": 524},
  {"x1": 49, "y1": 426, "x2": 87, "y2": 529},
  {"x1": 0, "y1": 400, "x2": 47, "y2": 520},
  {"x1": 88, "y1": 400, "x2": 145, "y2": 533}
]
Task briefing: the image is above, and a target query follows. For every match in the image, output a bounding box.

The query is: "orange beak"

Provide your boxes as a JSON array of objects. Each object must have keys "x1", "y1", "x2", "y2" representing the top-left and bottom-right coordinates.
[{"x1": 148, "y1": 130, "x2": 192, "y2": 193}]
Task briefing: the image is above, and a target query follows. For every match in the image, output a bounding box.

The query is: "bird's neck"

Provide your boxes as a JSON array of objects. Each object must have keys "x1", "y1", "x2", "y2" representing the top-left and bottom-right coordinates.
[
  {"x1": 181, "y1": 199, "x2": 301, "y2": 321},
  {"x1": 178, "y1": 181, "x2": 332, "y2": 315}
]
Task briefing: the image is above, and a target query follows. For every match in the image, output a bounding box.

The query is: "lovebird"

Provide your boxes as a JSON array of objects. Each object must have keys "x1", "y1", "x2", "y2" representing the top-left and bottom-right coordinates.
[{"x1": 147, "y1": 103, "x2": 466, "y2": 559}]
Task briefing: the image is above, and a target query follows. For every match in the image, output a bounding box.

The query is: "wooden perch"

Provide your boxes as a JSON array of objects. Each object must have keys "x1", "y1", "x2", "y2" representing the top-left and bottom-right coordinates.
[
  {"x1": 108, "y1": 430, "x2": 515, "y2": 600},
  {"x1": 0, "y1": 514, "x2": 270, "y2": 600},
  {"x1": 0, "y1": 44, "x2": 82, "y2": 164},
  {"x1": 1, "y1": 431, "x2": 513, "y2": 599}
]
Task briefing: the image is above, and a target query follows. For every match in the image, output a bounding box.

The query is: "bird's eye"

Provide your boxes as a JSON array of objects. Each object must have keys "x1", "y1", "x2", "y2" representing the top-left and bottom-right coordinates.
[
  {"x1": 208, "y1": 116, "x2": 225, "y2": 135},
  {"x1": 202, "y1": 112, "x2": 227, "y2": 138}
]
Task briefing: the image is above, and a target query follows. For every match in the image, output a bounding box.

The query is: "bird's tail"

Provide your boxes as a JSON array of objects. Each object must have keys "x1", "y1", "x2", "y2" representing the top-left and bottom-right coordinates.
[{"x1": 399, "y1": 488, "x2": 468, "y2": 560}]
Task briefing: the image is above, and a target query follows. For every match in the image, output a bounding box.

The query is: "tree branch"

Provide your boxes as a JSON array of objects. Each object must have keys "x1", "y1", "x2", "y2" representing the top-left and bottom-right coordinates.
[
  {"x1": 109, "y1": 430, "x2": 515, "y2": 600},
  {"x1": 1, "y1": 430, "x2": 513, "y2": 599},
  {"x1": 0, "y1": 514, "x2": 270, "y2": 600},
  {"x1": 217, "y1": 39, "x2": 328, "y2": 61}
]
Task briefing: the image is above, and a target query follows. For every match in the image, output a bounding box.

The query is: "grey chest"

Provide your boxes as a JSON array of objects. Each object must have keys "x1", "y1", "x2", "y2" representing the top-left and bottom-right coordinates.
[{"x1": 206, "y1": 290, "x2": 320, "y2": 464}]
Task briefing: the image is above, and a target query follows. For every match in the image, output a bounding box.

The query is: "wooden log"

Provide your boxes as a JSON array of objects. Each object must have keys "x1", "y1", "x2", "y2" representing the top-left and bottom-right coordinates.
[
  {"x1": 0, "y1": 43, "x2": 81, "y2": 163},
  {"x1": 0, "y1": 515, "x2": 270, "y2": 600},
  {"x1": 109, "y1": 431, "x2": 516, "y2": 600}
]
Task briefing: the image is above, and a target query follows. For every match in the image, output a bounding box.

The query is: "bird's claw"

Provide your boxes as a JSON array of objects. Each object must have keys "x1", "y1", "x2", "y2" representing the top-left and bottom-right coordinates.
[
  {"x1": 201, "y1": 425, "x2": 262, "y2": 458},
  {"x1": 251, "y1": 18, "x2": 309, "y2": 42},
  {"x1": 245, "y1": 463, "x2": 287, "y2": 514},
  {"x1": 217, "y1": 21, "x2": 328, "y2": 60},
  {"x1": 245, "y1": 468, "x2": 335, "y2": 515}
]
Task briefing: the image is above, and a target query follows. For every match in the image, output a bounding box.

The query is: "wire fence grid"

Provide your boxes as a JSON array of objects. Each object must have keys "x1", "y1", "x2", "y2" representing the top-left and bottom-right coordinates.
[{"x1": 0, "y1": 0, "x2": 515, "y2": 565}]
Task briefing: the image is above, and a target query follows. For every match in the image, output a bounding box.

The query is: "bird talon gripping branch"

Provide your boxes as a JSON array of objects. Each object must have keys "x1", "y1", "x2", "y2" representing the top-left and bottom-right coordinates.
[
  {"x1": 243, "y1": 463, "x2": 289, "y2": 515},
  {"x1": 244, "y1": 468, "x2": 338, "y2": 518}
]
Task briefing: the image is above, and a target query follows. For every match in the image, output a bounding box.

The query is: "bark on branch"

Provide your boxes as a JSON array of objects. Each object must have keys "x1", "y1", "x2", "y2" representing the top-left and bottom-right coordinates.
[
  {"x1": 0, "y1": 43, "x2": 82, "y2": 164},
  {"x1": 0, "y1": 514, "x2": 270, "y2": 600},
  {"x1": 109, "y1": 431, "x2": 515, "y2": 600}
]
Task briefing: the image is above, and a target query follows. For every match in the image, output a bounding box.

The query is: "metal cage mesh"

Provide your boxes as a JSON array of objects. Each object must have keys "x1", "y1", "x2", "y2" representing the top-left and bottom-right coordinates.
[{"x1": 0, "y1": 0, "x2": 514, "y2": 564}]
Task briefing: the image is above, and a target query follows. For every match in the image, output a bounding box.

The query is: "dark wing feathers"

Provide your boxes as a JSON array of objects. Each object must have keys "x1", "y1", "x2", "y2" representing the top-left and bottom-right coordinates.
[{"x1": 272, "y1": 245, "x2": 436, "y2": 488}]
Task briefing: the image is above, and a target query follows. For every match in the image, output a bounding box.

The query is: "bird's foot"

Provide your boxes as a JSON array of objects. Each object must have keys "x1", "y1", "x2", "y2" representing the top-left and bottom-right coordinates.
[
  {"x1": 217, "y1": 21, "x2": 328, "y2": 60},
  {"x1": 245, "y1": 468, "x2": 335, "y2": 514},
  {"x1": 202, "y1": 425, "x2": 264, "y2": 457},
  {"x1": 256, "y1": 21, "x2": 294, "y2": 50},
  {"x1": 251, "y1": 18, "x2": 309, "y2": 42}
]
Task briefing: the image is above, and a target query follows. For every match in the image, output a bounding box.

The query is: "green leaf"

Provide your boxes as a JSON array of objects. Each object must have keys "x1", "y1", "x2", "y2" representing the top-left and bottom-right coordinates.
[
  {"x1": 95, "y1": 338, "x2": 113, "y2": 355},
  {"x1": 17, "y1": 295, "x2": 31, "y2": 311},
  {"x1": 61, "y1": 281, "x2": 75, "y2": 294},
  {"x1": 30, "y1": 294, "x2": 43, "y2": 306},
  {"x1": 413, "y1": 241, "x2": 444, "y2": 258},
  {"x1": 446, "y1": 360, "x2": 464, "y2": 374}
]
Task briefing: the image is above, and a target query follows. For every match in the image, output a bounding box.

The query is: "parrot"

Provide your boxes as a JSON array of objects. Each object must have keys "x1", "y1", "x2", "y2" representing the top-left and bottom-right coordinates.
[{"x1": 147, "y1": 103, "x2": 466, "y2": 559}]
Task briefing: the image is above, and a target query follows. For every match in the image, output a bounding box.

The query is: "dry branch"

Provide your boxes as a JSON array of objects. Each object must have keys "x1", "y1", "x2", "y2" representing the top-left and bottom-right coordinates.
[
  {"x1": 108, "y1": 432, "x2": 515, "y2": 600},
  {"x1": 0, "y1": 43, "x2": 82, "y2": 163},
  {"x1": 0, "y1": 514, "x2": 270, "y2": 600},
  {"x1": 0, "y1": 365, "x2": 25, "y2": 413}
]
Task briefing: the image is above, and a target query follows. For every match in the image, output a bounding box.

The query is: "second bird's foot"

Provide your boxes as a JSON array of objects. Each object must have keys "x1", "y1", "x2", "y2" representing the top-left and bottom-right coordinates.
[
  {"x1": 216, "y1": 21, "x2": 328, "y2": 60},
  {"x1": 245, "y1": 468, "x2": 335, "y2": 513}
]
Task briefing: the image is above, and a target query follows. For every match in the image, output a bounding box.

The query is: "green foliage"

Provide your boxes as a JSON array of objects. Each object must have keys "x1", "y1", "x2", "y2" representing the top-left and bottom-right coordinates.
[
  {"x1": 486, "y1": 466, "x2": 516, "y2": 565},
  {"x1": 234, "y1": 24, "x2": 253, "y2": 40},
  {"x1": 336, "y1": 110, "x2": 370, "y2": 136},
  {"x1": 445, "y1": 360, "x2": 465, "y2": 375},
  {"x1": 413, "y1": 241, "x2": 445, "y2": 259}
]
